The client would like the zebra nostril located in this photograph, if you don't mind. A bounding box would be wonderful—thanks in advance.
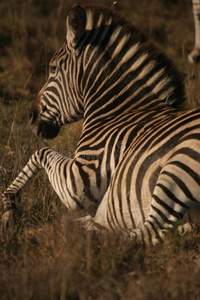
[29,109,38,124]
[42,106,47,113]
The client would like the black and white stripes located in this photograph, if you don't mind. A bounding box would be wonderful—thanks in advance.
[2,4,200,246]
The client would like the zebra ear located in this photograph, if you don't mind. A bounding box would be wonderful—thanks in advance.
[66,5,86,49]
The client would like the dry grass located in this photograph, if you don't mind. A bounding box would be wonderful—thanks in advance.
[1,0,200,299]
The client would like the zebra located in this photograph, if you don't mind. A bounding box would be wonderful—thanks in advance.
[2,3,200,246]
[188,0,200,63]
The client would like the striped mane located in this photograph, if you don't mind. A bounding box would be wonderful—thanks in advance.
[80,4,186,109]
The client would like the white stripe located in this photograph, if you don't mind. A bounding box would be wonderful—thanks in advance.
[107,27,122,48]
[86,10,93,31]
[112,34,130,57]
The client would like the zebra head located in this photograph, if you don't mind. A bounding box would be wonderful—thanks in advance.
[29,4,185,139]
[29,5,87,139]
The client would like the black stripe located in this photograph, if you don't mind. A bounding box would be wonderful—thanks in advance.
[69,163,77,194]
[110,184,124,229]
[156,183,188,208]
[27,163,37,175]
[167,161,200,185]
[161,170,198,203]
[150,114,200,149]
[116,162,137,227]
[22,170,31,180]
[145,224,153,246]
[107,200,118,229]
[76,161,98,203]
[153,193,184,219]
[146,220,163,243]
[149,214,163,229]
[151,204,174,224]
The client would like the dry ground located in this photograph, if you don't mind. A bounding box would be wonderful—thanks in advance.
[1,0,200,299]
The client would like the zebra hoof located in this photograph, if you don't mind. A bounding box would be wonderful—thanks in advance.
[176,223,195,236]
[1,209,21,231]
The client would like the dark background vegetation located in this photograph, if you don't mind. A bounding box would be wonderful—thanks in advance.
[1,0,200,299]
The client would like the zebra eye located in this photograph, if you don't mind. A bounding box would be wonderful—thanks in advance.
[49,65,57,74]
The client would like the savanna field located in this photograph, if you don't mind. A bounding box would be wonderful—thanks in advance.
[1,0,200,299]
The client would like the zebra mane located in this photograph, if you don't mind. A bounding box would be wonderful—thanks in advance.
[80,3,186,108]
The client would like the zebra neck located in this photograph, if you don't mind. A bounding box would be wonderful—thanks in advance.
[82,93,176,127]
[80,107,178,148]
[81,55,185,126]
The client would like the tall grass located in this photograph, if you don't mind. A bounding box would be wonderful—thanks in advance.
[1,0,200,299]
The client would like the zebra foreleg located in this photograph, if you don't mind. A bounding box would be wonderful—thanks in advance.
[2,147,94,229]
[1,148,44,228]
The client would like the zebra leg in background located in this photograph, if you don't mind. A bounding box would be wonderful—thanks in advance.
[188,0,200,63]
